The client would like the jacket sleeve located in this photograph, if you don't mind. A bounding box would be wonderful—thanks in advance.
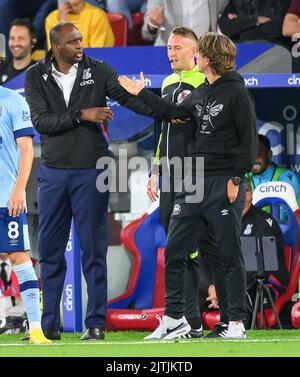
[25,67,78,135]
[218,2,258,39]
[103,63,156,117]
[138,88,191,120]
[141,0,163,41]
[232,89,258,178]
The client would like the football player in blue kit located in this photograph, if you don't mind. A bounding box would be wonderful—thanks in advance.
[0,86,50,344]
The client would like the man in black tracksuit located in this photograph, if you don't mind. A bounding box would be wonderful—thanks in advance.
[24,22,154,341]
[194,180,289,335]
[119,32,258,339]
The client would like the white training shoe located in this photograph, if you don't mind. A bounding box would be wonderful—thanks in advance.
[144,315,191,340]
[224,321,246,339]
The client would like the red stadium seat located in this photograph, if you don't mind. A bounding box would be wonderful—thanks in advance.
[130,12,153,46]
[107,13,128,46]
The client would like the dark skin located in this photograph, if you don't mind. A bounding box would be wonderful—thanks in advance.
[251,141,272,176]
[51,24,113,123]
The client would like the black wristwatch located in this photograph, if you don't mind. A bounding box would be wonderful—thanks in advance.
[231,176,242,186]
[75,109,82,125]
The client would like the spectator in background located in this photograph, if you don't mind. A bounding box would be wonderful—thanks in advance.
[245,134,300,206]
[45,0,114,49]
[107,0,147,29]
[0,19,37,84]
[0,0,45,43]
[282,0,300,72]
[142,0,229,45]
[219,0,291,44]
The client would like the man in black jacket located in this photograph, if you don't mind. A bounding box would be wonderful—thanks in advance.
[218,0,291,44]
[119,32,258,339]
[25,22,153,341]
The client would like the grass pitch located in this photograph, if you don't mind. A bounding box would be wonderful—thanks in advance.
[0,330,300,357]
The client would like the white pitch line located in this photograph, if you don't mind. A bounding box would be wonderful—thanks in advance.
[1,338,300,346]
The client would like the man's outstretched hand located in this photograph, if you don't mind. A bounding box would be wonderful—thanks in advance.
[118,72,145,96]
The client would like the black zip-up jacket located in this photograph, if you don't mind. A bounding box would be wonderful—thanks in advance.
[138,71,258,178]
[25,53,153,169]
[219,0,291,43]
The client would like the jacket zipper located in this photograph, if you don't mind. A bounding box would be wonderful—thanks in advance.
[166,73,182,175]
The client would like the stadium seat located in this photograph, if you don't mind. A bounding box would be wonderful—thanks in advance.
[107,13,128,46]
[252,182,300,328]
[105,205,167,330]
[291,300,300,328]
[130,12,153,46]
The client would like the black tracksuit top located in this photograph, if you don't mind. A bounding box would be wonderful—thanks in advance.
[139,71,258,178]
[25,53,153,169]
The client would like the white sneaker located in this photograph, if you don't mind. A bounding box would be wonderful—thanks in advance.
[144,315,191,340]
[224,321,246,339]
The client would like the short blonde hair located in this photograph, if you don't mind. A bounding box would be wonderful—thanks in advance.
[198,32,236,75]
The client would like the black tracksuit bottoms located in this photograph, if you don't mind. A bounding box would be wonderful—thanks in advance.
[164,175,247,322]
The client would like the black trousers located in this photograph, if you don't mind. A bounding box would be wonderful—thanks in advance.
[160,180,202,328]
[164,175,247,322]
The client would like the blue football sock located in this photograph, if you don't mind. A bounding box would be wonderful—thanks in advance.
[12,260,41,324]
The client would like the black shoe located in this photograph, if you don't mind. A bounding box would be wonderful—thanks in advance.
[80,328,105,341]
[43,329,61,340]
[205,322,228,338]
[180,327,204,338]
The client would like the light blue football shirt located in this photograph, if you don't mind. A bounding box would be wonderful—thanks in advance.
[0,86,35,207]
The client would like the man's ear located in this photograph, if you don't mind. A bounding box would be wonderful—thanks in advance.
[31,38,37,49]
[268,149,273,162]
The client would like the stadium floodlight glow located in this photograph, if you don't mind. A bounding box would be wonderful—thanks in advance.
[0,33,6,64]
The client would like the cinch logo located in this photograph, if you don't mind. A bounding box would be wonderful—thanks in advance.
[259,184,287,193]
[244,77,259,87]
[132,76,152,87]
[287,75,300,86]
[80,79,95,86]
[64,284,73,311]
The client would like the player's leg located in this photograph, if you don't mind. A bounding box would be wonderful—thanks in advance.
[0,209,50,344]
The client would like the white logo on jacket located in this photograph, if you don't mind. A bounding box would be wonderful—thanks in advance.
[195,100,224,133]
[266,218,273,227]
[80,68,94,86]
[173,204,181,216]
[177,90,191,104]
[244,224,253,235]
[82,68,91,80]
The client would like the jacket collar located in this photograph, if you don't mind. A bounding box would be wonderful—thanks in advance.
[174,64,199,79]
[43,50,88,75]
